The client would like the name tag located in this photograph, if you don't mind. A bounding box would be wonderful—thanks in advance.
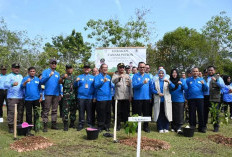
[35,81,39,84]
[85,83,88,89]
[55,75,58,78]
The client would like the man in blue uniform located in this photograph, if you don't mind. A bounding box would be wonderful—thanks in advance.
[94,64,112,131]
[75,64,95,131]
[21,67,41,134]
[186,67,208,133]
[4,63,24,133]
[0,65,8,118]
[132,62,152,133]
[41,59,60,132]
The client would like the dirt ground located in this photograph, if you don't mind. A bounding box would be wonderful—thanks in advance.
[120,136,171,151]
[208,134,232,146]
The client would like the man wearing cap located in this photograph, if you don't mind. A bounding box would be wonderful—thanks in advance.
[59,65,77,131]
[112,63,132,131]
[75,64,95,131]
[4,63,24,133]
[21,67,41,134]
[0,65,8,118]
[94,64,112,131]
[41,59,60,132]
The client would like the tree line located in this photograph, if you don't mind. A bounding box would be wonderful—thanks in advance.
[0,9,231,76]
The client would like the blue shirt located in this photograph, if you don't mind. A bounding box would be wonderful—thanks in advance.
[75,74,95,99]
[21,76,41,101]
[94,73,112,101]
[132,72,151,100]
[222,84,232,102]
[186,77,208,99]
[0,74,8,89]
[204,76,225,95]
[41,68,60,96]
[4,73,24,99]
[169,79,188,102]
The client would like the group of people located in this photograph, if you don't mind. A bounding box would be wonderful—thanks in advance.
[0,59,231,136]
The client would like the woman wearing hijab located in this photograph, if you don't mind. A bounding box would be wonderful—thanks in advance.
[222,75,232,119]
[169,69,188,132]
[150,69,172,133]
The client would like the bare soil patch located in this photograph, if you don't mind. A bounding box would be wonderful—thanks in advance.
[10,136,53,152]
[208,134,232,146]
[120,137,170,151]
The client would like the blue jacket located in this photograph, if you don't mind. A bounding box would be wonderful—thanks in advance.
[21,76,41,101]
[94,73,112,101]
[169,78,188,102]
[204,76,225,95]
[41,68,60,96]
[222,84,232,102]
[4,73,24,99]
[186,77,208,99]
[132,72,151,100]
[0,74,8,90]
[75,74,95,99]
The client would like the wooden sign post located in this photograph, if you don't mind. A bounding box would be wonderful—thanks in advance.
[128,116,151,157]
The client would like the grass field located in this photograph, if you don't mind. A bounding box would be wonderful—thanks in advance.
[1,106,232,157]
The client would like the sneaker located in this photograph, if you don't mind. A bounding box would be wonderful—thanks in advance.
[164,129,169,133]
[171,129,175,132]
[230,117,232,120]
[177,129,182,133]
[159,130,164,133]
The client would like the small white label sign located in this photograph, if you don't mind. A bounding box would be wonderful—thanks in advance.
[0,118,3,123]
[128,116,151,122]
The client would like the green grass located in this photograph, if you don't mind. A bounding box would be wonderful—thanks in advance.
[1,106,232,157]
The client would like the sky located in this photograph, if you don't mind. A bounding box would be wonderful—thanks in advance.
[0,0,232,47]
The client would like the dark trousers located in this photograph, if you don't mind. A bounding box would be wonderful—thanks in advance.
[7,98,24,125]
[59,97,63,118]
[157,102,169,130]
[96,100,111,129]
[171,102,184,131]
[25,100,40,125]
[42,96,59,123]
[117,100,130,125]
[0,89,8,117]
[223,102,232,116]
[189,99,205,129]
[91,101,97,125]
[133,100,150,128]
[78,99,92,126]
[204,95,210,124]
[132,97,135,115]
[150,96,154,118]
[40,100,45,117]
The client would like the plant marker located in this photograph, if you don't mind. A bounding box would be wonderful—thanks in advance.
[128,116,151,157]
[113,99,118,142]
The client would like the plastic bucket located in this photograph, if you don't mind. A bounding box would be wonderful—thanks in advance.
[17,125,32,136]
[86,128,99,140]
[183,127,194,137]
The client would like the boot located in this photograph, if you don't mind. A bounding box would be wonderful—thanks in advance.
[51,121,59,130]
[69,121,75,128]
[43,122,48,132]
[64,121,68,131]
[8,124,14,133]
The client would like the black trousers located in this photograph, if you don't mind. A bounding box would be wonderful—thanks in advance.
[78,99,92,126]
[223,102,232,116]
[117,100,130,124]
[0,89,8,117]
[91,101,97,125]
[171,102,184,131]
[133,100,150,128]
[25,100,40,125]
[188,99,205,129]
[96,100,111,129]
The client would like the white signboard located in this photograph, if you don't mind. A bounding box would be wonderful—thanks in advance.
[128,117,151,122]
[95,47,146,72]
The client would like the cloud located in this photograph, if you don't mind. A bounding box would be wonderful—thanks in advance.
[114,0,124,18]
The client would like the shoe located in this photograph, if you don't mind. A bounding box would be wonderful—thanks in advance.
[198,128,206,133]
[177,129,182,133]
[230,117,232,120]
[171,129,175,132]
[213,127,219,132]
[164,129,169,133]
[51,122,59,130]
[8,124,14,133]
[26,132,34,136]
[143,127,150,133]
[159,130,164,133]
[43,123,48,132]
[116,124,121,131]
[69,121,75,128]
[63,122,68,131]
[77,125,83,131]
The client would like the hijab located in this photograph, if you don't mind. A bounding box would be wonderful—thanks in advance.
[158,69,166,81]
[223,75,231,85]
[170,69,180,90]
